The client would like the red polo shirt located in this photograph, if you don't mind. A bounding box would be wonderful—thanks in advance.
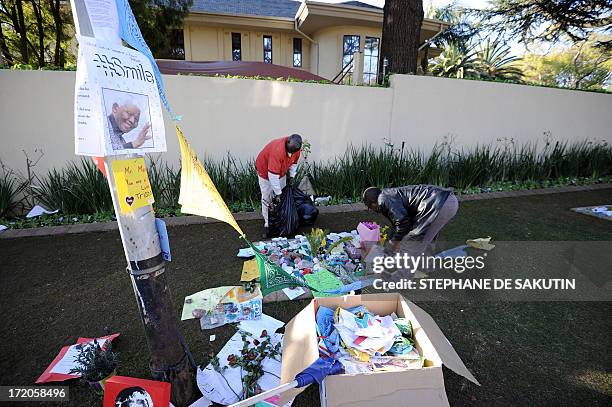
[255,137,301,179]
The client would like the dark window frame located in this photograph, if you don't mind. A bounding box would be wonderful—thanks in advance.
[231,32,242,61]
[263,35,273,64]
[293,38,302,67]
[342,34,360,72]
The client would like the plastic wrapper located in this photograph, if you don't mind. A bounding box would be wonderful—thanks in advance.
[293,186,319,226]
[268,185,317,237]
[268,185,300,237]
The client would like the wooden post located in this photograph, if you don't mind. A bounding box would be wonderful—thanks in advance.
[70,1,196,405]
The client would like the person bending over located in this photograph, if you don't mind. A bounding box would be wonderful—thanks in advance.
[362,185,458,256]
[255,134,302,238]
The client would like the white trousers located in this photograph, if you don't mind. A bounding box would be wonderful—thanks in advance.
[258,175,287,227]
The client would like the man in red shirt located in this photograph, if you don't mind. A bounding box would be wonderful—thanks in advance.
[255,134,302,237]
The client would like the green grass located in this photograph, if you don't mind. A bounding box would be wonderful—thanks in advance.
[0,189,611,406]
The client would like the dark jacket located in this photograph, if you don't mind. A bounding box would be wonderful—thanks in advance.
[378,185,453,241]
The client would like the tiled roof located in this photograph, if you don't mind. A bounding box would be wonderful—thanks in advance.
[190,0,383,18]
[190,0,303,18]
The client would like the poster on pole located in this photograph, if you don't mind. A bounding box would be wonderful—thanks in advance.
[111,157,154,213]
[77,0,120,44]
[74,36,166,156]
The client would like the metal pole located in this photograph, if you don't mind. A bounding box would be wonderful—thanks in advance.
[70,1,196,405]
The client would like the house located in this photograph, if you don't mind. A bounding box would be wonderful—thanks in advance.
[173,0,450,83]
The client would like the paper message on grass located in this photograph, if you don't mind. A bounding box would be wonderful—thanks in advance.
[304,269,343,297]
[74,36,166,156]
[181,286,262,321]
[241,259,259,281]
[111,157,154,213]
[176,126,244,236]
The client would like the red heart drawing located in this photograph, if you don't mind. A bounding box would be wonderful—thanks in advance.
[125,196,135,206]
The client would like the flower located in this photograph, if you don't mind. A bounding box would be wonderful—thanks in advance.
[253,339,260,346]
[227,354,238,366]
[248,351,256,360]
[260,330,268,338]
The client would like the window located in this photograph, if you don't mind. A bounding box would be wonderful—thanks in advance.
[232,32,241,61]
[342,35,360,73]
[363,37,380,85]
[293,38,302,67]
[263,35,273,64]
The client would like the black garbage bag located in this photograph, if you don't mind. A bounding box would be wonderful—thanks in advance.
[293,186,319,226]
[268,185,300,237]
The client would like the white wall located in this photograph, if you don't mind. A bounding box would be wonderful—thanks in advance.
[0,69,610,176]
[388,75,612,150]
[1,71,77,175]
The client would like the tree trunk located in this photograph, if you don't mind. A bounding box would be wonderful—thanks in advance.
[31,0,46,67]
[47,0,63,67]
[378,0,424,82]
[0,21,14,65]
[15,0,29,64]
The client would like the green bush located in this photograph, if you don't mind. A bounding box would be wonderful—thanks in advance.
[3,139,610,222]
[147,157,181,208]
[33,159,113,214]
[308,139,612,200]
[0,165,26,217]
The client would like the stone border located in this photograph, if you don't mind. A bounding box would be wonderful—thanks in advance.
[1,183,610,239]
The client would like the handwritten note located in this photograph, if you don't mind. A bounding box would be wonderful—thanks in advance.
[111,157,154,213]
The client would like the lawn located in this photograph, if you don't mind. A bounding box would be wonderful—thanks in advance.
[0,189,611,406]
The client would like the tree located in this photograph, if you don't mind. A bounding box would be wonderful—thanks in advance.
[476,38,523,81]
[430,43,479,79]
[431,38,524,81]
[426,1,480,50]
[48,0,64,66]
[378,0,424,81]
[520,35,612,91]
[0,0,192,68]
[0,0,73,68]
[480,0,612,50]
[128,0,192,58]
[422,1,481,74]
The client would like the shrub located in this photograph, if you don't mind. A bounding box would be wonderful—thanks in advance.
[0,164,26,217]
[69,340,118,382]
[3,138,610,220]
[33,159,112,214]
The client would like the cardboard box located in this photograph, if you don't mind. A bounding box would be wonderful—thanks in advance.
[280,293,479,407]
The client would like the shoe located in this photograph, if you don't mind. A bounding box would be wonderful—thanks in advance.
[262,227,270,239]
